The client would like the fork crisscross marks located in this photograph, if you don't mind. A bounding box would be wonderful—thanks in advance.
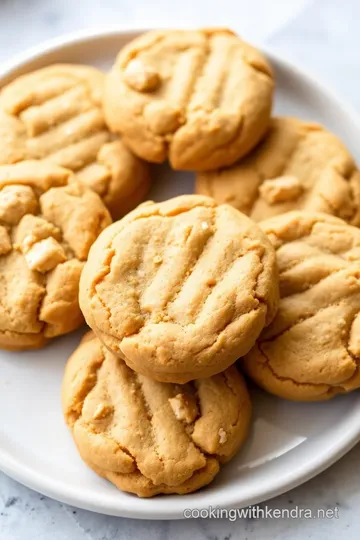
[105,29,273,170]
[243,211,360,401]
[0,65,111,171]
[81,195,278,383]
[170,32,273,168]
[196,117,360,225]
[62,333,251,496]
[0,65,152,219]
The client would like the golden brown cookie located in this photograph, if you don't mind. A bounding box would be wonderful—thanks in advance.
[79,194,279,383]
[196,117,360,225]
[104,29,274,171]
[0,64,151,218]
[242,211,360,401]
[0,160,111,351]
[62,332,252,497]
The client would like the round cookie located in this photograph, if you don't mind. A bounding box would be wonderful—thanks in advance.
[0,64,151,218]
[62,332,252,497]
[79,194,279,383]
[242,211,360,401]
[196,117,360,225]
[0,160,111,350]
[104,28,274,171]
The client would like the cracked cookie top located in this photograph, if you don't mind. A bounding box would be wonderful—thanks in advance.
[0,64,151,218]
[0,161,111,351]
[62,332,252,497]
[196,117,360,225]
[79,194,279,383]
[104,28,274,171]
[243,210,360,401]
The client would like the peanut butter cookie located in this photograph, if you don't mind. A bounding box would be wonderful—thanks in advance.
[79,194,279,383]
[62,332,252,497]
[243,211,360,401]
[196,117,360,225]
[0,64,151,218]
[0,160,111,350]
[104,29,274,171]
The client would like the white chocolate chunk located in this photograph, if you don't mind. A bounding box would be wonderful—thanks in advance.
[218,427,228,444]
[123,60,161,92]
[169,393,199,424]
[259,175,303,205]
[25,236,66,273]
[93,403,114,420]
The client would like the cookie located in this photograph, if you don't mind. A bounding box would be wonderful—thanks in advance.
[79,194,279,383]
[0,64,151,218]
[242,211,360,401]
[0,160,111,350]
[196,117,360,225]
[62,332,252,497]
[104,28,274,171]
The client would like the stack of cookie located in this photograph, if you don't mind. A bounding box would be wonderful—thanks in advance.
[64,194,277,496]
[2,27,360,498]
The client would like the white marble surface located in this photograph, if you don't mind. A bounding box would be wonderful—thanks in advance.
[1,0,360,538]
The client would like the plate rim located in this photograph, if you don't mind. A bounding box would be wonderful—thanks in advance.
[1,27,360,520]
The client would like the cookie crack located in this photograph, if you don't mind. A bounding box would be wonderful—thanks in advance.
[82,420,137,465]
[257,340,349,394]
[67,355,105,426]
[340,313,360,386]
[218,371,245,432]
[189,374,242,460]
[258,304,360,391]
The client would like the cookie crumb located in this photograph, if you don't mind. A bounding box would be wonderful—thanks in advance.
[123,60,160,92]
[218,427,227,444]
[201,221,210,230]
[259,176,303,205]
[153,255,163,264]
[169,393,199,424]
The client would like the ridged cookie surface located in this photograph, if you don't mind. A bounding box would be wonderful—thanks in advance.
[105,28,273,170]
[62,332,252,497]
[196,117,360,225]
[243,211,360,401]
[0,161,111,350]
[0,64,151,218]
[80,194,279,383]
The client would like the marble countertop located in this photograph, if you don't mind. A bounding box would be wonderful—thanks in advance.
[1,0,360,538]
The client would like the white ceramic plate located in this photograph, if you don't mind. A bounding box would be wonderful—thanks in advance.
[1,29,360,520]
